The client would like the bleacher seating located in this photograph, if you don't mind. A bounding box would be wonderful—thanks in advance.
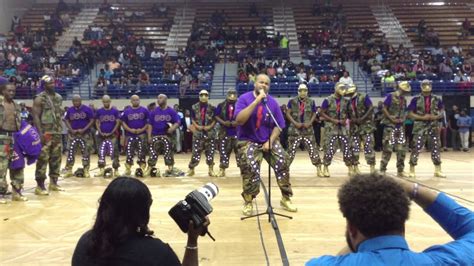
[390,2,474,51]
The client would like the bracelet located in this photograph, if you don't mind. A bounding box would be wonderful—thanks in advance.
[185,246,198,250]
[411,183,419,200]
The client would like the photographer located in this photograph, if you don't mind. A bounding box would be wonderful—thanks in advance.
[72,177,209,266]
[306,173,474,265]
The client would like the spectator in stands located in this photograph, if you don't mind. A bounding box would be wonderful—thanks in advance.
[249,3,259,17]
[457,108,471,152]
[179,71,192,96]
[266,64,276,78]
[461,18,471,39]
[339,71,353,85]
[72,177,209,265]
[412,59,425,74]
[134,11,145,21]
[448,105,461,151]
[425,28,439,46]
[381,71,395,89]
[153,3,168,18]
[197,71,211,86]
[417,19,427,40]
[162,18,173,31]
[95,77,108,97]
[297,68,307,83]
[280,35,289,49]
[136,43,146,59]
[138,69,150,86]
[11,15,21,32]
[306,174,474,265]
[454,69,470,82]
[312,0,321,16]
[308,70,319,84]
[150,48,165,60]
[438,59,453,81]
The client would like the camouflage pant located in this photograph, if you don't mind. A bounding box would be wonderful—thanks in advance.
[98,135,120,169]
[218,135,239,169]
[380,126,406,172]
[148,135,174,167]
[287,134,321,167]
[125,134,147,166]
[0,135,24,194]
[66,133,92,169]
[323,128,352,166]
[349,132,376,166]
[410,127,442,166]
[237,140,293,199]
[188,135,216,169]
[35,133,63,183]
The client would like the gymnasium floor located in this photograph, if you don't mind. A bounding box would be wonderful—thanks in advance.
[0,150,473,265]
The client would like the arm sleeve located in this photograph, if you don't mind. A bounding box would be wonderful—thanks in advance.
[407,98,417,112]
[234,97,247,119]
[321,99,329,110]
[383,95,392,107]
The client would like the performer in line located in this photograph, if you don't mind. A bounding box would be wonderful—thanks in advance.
[235,74,296,216]
[285,84,322,177]
[95,95,120,178]
[146,94,184,177]
[32,75,64,195]
[187,90,218,177]
[214,88,239,177]
[344,84,376,174]
[320,82,353,177]
[408,80,446,178]
[63,95,95,178]
[0,78,27,203]
[121,95,149,177]
[380,81,411,177]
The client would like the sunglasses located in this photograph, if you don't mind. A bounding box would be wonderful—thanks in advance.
[200,93,209,96]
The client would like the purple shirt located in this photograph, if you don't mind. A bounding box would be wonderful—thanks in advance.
[408,96,444,112]
[96,107,120,134]
[65,105,94,131]
[120,106,149,136]
[215,102,237,136]
[149,106,180,135]
[234,91,286,144]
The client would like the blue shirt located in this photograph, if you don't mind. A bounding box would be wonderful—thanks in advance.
[306,193,474,266]
[457,116,472,133]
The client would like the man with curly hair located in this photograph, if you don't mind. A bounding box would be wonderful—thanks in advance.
[306,174,474,265]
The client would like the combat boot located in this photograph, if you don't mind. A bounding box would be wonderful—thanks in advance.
[49,178,64,191]
[280,196,297,212]
[353,165,361,175]
[35,180,49,196]
[187,168,195,177]
[322,165,330,177]
[369,164,376,174]
[123,164,132,176]
[12,184,28,202]
[409,165,416,178]
[316,165,323,177]
[217,168,226,177]
[434,165,447,178]
[63,167,74,178]
[208,166,218,177]
[94,168,105,177]
[242,194,253,216]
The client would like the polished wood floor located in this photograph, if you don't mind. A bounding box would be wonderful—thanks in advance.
[0,150,473,265]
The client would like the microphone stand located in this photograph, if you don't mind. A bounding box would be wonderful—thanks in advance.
[242,100,292,225]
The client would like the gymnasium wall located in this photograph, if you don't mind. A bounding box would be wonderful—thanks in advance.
[0,0,35,33]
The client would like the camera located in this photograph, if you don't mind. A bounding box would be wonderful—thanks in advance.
[169,183,219,233]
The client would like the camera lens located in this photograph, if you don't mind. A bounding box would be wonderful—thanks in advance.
[197,182,219,202]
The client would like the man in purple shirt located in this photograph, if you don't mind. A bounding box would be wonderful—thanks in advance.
[306,173,474,265]
[235,74,296,216]
[63,95,95,178]
[94,95,120,178]
[407,80,446,178]
[214,88,239,177]
[121,95,149,177]
[145,94,184,177]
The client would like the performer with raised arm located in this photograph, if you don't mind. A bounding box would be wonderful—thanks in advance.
[235,74,296,216]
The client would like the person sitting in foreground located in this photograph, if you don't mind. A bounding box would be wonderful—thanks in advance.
[306,173,474,265]
[72,176,209,266]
